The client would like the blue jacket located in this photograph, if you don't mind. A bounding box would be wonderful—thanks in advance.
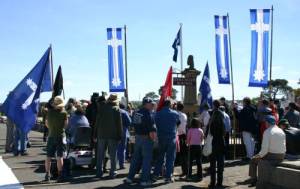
[155,107,180,140]
[132,108,156,135]
[120,109,132,138]
[67,113,90,143]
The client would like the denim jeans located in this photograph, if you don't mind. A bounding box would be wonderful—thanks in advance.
[96,139,119,177]
[117,136,128,168]
[127,135,154,182]
[153,138,176,178]
[13,127,26,154]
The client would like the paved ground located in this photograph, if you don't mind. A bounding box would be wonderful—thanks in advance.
[0,123,254,189]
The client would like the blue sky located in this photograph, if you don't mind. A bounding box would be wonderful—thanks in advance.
[0,0,299,102]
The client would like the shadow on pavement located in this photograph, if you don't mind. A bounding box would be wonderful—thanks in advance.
[224,160,249,168]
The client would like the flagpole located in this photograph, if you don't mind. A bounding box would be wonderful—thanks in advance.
[49,44,54,87]
[227,13,236,160]
[179,23,184,102]
[124,25,129,104]
[269,6,274,90]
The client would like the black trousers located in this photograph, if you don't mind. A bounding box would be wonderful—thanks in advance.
[224,132,230,159]
[209,154,224,186]
[178,134,188,175]
[188,145,203,177]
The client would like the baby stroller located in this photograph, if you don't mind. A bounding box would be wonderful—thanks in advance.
[66,126,95,172]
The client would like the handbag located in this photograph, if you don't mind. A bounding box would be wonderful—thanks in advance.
[203,127,213,157]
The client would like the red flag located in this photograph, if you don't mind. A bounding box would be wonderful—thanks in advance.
[157,66,173,111]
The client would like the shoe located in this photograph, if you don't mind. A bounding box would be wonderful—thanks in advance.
[21,152,29,156]
[13,152,19,156]
[216,183,223,188]
[152,175,159,182]
[164,177,175,183]
[44,173,51,182]
[95,174,103,179]
[119,166,125,170]
[123,178,133,184]
[109,172,117,179]
[56,174,64,183]
[140,181,152,186]
[249,179,257,187]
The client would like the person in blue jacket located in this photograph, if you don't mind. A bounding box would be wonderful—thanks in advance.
[117,103,132,169]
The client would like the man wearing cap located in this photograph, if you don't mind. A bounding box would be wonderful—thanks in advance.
[278,119,300,155]
[248,115,286,186]
[124,97,157,186]
[153,99,180,183]
[44,96,68,182]
[95,94,122,179]
[284,102,300,129]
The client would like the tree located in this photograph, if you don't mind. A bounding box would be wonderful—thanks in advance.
[294,88,300,98]
[263,79,293,100]
[158,86,178,100]
[144,92,159,101]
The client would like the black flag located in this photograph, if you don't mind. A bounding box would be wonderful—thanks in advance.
[52,65,63,97]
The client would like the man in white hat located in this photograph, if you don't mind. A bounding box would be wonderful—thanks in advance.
[44,96,68,182]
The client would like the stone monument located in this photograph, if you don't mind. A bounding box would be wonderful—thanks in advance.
[181,55,201,114]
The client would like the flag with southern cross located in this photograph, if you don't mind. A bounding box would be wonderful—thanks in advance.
[215,15,230,84]
[52,65,63,97]
[199,62,213,112]
[172,27,181,62]
[1,47,53,133]
[107,28,126,92]
[249,9,271,87]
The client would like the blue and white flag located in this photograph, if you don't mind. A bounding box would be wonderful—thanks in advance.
[172,27,181,62]
[215,15,230,84]
[199,62,213,112]
[1,47,53,133]
[249,9,271,87]
[107,28,126,92]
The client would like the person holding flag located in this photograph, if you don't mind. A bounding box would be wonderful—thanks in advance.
[0,46,53,156]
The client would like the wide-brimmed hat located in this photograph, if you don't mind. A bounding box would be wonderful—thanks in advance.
[278,119,289,126]
[108,94,118,103]
[53,96,64,108]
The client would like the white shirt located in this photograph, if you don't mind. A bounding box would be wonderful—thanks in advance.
[198,110,210,134]
[177,111,187,135]
[259,125,286,157]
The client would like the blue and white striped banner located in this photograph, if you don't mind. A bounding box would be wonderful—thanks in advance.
[107,28,126,92]
[215,15,230,84]
[249,9,271,87]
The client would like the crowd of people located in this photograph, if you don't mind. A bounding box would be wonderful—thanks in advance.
[4,92,300,188]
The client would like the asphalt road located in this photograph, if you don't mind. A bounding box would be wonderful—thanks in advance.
[0,124,254,189]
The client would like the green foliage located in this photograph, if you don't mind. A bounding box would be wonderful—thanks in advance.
[294,88,300,98]
[130,101,142,109]
[263,79,293,100]
[144,92,159,101]
[158,86,178,100]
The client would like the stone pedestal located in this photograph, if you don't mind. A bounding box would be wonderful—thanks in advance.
[182,68,200,106]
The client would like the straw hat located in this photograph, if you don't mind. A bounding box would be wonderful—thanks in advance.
[108,94,118,103]
[53,96,64,109]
